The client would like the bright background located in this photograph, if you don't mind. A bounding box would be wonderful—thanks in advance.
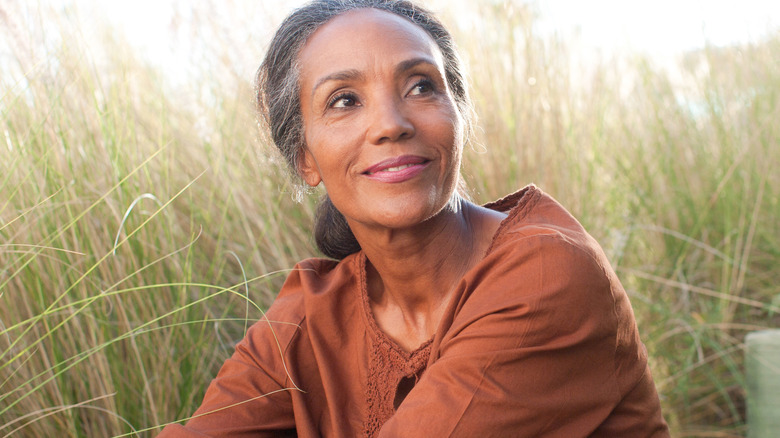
[7,0,780,83]
[2,1,779,437]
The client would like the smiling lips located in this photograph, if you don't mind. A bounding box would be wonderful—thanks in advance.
[362,155,431,183]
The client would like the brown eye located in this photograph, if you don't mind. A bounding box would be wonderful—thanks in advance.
[329,93,358,108]
[408,79,434,96]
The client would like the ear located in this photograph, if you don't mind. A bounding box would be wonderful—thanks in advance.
[298,148,322,187]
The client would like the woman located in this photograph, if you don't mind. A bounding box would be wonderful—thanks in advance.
[159,0,669,436]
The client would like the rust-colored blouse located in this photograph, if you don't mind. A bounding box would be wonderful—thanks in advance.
[159,185,669,437]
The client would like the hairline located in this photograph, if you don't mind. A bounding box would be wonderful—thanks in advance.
[259,1,474,192]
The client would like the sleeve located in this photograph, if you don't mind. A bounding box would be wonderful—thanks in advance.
[157,307,302,437]
[378,234,666,437]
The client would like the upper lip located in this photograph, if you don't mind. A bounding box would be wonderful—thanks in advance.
[362,155,430,174]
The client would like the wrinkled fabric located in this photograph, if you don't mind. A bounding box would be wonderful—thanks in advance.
[158,185,669,437]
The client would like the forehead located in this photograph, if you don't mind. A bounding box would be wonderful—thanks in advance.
[298,8,444,81]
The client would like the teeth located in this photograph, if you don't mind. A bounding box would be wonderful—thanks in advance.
[382,164,414,172]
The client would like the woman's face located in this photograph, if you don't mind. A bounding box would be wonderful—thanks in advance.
[297,8,463,234]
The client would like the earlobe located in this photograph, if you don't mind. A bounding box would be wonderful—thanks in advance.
[298,148,322,187]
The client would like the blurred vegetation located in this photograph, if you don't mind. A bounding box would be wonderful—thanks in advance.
[1,1,778,436]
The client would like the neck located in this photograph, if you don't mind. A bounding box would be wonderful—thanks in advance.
[351,199,504,349]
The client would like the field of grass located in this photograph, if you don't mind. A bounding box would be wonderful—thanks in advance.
[1,1,778,436]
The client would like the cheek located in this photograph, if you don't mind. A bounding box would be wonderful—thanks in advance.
[431,105,463,157]
[434,106,464,183]
[302,128,358,185]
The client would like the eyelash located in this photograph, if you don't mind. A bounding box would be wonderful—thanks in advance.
[325,77,436,110]
[327,92,358,109]
[409,78,435,95]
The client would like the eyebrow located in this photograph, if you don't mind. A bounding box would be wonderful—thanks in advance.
[394,57,437,76]
[311,69,364,99]
[309,56,439,98]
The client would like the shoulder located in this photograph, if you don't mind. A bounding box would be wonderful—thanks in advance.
[482,185,612,289]
[457,185,636,342]
[266,253,363,322]
[246,252,366,354]
[487,185,595,249]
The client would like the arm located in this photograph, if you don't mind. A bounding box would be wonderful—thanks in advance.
[157,306,302,437]
[379,235,667,437]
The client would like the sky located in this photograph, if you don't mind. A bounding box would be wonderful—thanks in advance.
[535,0,780,55]
[4,0,779,88]
[94,0,780,53]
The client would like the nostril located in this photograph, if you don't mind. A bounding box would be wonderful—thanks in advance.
[369,105,415,144]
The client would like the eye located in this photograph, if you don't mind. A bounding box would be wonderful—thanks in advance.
[328,92,359,109]
[407,79,434,96]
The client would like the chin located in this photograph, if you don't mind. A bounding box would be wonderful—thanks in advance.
[376,193,459,230]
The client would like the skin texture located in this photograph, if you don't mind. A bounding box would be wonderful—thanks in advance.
[297,9,506,351]
[157,7,669,437]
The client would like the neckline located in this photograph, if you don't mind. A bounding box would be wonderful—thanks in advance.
[482,184,539,256]
[357,253,435,357]
[355,184,540,355]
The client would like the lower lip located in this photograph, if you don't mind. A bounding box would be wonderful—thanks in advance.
[364,162,430,183]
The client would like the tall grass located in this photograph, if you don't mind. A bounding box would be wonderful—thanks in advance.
[1,1,778,436]
[1,3,317,436]
[455,3,780,435]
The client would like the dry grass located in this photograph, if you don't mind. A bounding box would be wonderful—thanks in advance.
[1,1,778,436]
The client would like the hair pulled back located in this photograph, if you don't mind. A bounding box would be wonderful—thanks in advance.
[256,0,473,260]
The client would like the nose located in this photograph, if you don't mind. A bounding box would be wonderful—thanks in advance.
[366,97,415,144]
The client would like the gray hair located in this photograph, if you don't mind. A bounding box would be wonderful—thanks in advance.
[256,0,473,259]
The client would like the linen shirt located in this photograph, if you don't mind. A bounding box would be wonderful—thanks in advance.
[158,185,669,437]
